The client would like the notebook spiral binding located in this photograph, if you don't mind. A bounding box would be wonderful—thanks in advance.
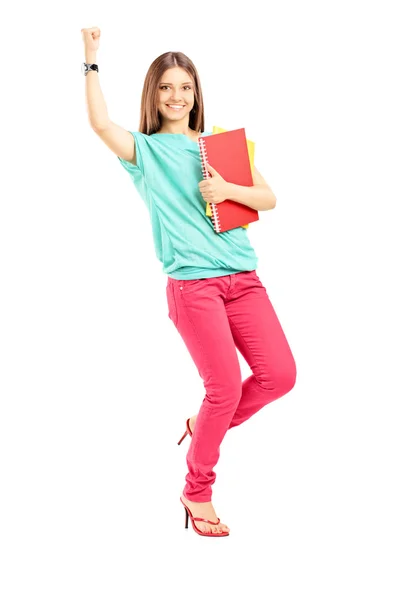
[198,137,222,233]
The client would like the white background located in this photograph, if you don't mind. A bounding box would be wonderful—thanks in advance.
[1,1,399,598]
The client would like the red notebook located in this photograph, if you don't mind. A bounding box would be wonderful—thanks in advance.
[198,128,259,233]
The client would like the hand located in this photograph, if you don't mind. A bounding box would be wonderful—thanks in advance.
[198,163,229,205]
[81,27,101,53]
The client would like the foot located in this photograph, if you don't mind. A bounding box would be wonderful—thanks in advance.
[189,415,197,435]
[181,495,230,534]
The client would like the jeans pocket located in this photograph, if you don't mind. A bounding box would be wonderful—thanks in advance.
[181,278,204,290]
[166,280,178,326]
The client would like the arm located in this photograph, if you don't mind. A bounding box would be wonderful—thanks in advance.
[225,166,277,211]
[200,164,277,211]
[84,48,110,131]
[83,44,136,164]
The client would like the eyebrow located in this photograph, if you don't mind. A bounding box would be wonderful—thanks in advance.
[159,82,193,85]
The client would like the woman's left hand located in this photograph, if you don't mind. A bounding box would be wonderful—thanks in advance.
[198,163,229,205]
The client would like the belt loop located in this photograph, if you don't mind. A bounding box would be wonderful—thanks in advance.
[228,273,237,297]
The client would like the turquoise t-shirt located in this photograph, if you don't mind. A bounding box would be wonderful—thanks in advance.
[117,131,258,280]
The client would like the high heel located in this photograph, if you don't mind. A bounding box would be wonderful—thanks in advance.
[177,417,192,445]
[180,496,229,537]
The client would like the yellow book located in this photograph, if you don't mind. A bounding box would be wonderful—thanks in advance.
[205,126,255,229]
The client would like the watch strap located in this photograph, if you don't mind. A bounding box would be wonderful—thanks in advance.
[82,63,99,76]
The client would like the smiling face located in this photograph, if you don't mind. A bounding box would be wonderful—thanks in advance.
[157,67,195,127]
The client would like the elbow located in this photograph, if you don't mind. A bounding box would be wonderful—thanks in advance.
[264,191,277,211]
[91,120,112,133]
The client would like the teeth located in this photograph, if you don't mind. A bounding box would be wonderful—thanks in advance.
[167,105,184,109]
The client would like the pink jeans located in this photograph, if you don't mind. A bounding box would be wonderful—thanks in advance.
[166,270,296,502]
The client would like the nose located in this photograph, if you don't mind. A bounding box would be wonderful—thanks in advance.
[166,86,187,102]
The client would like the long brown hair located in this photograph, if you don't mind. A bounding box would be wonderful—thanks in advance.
[138,52,205,135]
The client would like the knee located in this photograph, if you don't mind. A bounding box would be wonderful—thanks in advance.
[259,358,297,396]
[281,360,297,395]
[206,374,242,407]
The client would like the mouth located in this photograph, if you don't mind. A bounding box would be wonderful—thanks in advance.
[166,104,185,111]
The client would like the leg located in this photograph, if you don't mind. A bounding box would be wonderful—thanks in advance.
[225,270,297,428]
[166,275,242,502]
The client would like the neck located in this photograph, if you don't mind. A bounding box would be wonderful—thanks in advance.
[157,117,197,135]
[158,126,194,135]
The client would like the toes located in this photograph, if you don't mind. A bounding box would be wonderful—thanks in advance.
[199,524,229,534]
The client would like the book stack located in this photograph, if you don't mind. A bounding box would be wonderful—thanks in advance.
[199,126,258,233]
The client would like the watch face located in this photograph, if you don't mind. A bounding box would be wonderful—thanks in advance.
[81,63,88,74]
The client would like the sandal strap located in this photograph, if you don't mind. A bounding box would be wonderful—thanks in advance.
[193,516,220,525]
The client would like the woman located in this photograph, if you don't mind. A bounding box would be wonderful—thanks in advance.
[82,26,297,537]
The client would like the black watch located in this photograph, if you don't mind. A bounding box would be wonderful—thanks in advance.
[81,63,99,76]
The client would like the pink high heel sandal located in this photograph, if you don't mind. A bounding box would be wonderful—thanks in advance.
[177,417,193,445]
[180,496,229,537]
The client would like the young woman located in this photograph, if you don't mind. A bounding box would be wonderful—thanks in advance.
[82,27,297,537]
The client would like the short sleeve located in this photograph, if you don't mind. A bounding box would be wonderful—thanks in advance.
[117,131,145,181]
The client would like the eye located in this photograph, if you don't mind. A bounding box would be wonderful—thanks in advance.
[160,85,192,90]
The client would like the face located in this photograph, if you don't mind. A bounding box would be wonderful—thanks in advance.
[157,67,195,125]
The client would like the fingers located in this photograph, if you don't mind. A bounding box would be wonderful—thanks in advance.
[81,27,101,38]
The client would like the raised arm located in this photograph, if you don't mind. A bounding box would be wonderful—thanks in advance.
[81,26,137,165]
